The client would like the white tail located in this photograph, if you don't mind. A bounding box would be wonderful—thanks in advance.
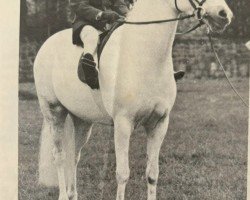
[38,115,76,187]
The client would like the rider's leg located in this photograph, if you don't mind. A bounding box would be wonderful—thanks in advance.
[79,25,185,83]
[80,25,100,61]
[78,25,100,89]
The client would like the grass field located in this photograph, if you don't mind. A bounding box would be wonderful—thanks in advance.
[19,79,249,200]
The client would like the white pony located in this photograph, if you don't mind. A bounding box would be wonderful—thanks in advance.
[34,0,233,199]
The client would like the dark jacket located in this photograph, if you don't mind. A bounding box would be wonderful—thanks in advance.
[71,0,131,45]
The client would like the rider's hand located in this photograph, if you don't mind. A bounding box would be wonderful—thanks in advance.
[113,5,129,16]
[100,10,122,23]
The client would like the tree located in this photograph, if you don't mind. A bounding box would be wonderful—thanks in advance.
[20,0,28,37]
[226,0,250,39]
[46,0,71,36]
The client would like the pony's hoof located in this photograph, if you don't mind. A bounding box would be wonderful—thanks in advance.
[70,196,78,200]
[68,192,78,200]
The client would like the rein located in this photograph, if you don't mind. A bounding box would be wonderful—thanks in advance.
[120,13,195,25]
[117,0,249,107]
[121,0,206,25]
[207,32,249,108]
[119,0,206,34]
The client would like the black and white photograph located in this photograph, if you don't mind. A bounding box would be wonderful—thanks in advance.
[3,0,249,199]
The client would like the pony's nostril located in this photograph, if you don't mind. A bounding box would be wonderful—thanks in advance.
[218,9,227,18]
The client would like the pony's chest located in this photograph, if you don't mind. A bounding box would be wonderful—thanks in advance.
[112,75,177,117]
[117,70,176,99]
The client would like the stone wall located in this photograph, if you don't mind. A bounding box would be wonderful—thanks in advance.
[173,38,250,79]
[19,36,250,82]
[19,39,41,82]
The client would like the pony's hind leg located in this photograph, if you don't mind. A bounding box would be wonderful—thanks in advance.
[66,115,93,200]
[38,97,69,200]
[145,114,169,200]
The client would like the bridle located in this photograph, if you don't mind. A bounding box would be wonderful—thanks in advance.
[175,0,206,21]
[119,0,207,34]
[175,0,208,34]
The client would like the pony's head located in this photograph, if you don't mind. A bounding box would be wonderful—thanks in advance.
[172,0,233,33]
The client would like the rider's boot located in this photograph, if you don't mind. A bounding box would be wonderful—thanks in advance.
[174,70,185,81]
[78,52,99,89]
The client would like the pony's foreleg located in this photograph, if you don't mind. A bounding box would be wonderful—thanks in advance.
[114,115,133,200]
[145,115,169,200]
[66,115,93,200]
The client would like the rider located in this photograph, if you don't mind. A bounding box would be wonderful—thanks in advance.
[71,0,185,86]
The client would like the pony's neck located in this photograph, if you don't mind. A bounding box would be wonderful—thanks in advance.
[128,0,177,21]
[126,0,179,64]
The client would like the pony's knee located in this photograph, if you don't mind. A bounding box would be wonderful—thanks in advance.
[154,103,168,119]
[147,176,157,186]
[146,174,158,186]
[145,102,168,130]
[116,168,130,185]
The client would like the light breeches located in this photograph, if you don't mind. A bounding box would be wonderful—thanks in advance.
[80,25,101,55]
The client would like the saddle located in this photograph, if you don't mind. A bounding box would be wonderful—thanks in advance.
[78,21,124,89]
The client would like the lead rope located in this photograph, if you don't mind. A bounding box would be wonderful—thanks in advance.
[207,29,249,108]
